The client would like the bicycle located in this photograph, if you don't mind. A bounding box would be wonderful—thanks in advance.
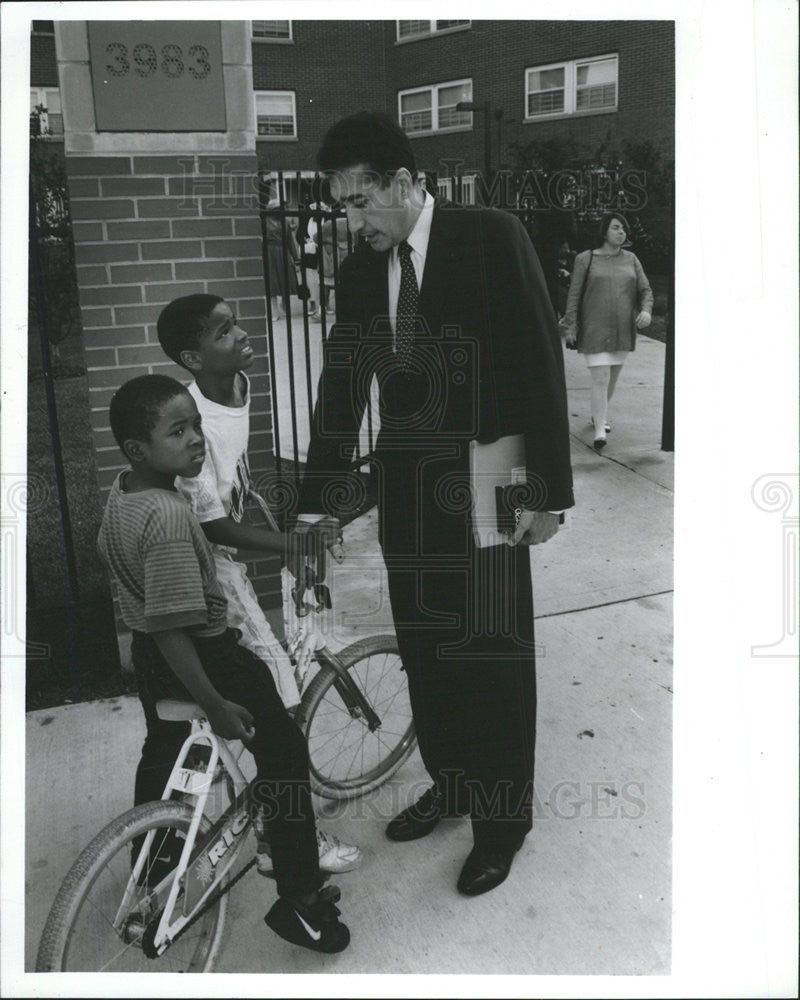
[36,628,416,972]
[36,490,416,970]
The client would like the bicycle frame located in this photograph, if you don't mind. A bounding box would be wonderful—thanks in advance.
[114,720,253,957]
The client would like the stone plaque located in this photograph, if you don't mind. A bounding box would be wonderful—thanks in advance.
[88,21,226,131]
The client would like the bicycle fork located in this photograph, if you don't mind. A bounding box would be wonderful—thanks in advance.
[300,645,383,731]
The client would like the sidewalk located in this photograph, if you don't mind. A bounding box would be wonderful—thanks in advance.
[24,336,673,975]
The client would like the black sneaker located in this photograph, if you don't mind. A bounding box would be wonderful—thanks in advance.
[264,885,350,953]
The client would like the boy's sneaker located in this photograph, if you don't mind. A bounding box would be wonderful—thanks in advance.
[265,884,350,953]
[316,827,362,873]
[257,826,362,876]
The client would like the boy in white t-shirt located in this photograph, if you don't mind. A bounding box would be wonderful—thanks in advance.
[156,293,360,874]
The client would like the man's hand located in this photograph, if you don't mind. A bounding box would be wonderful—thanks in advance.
[290,517,345,584]
[205,699,255,743]
[286,530,312,587]
[511,510,560,546]
[310,516,345,564]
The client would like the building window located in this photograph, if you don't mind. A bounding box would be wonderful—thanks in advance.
[396,20,470,42]
[525,54,618,120]
[251,20,292,41]
[436,174,477,205]
[30,87,63,137]
[399,79,472,135]
[254,91,296,139]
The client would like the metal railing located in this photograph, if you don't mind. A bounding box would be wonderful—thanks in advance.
[258,172,367,510]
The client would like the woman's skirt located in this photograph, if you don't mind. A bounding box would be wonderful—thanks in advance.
[583,350,629,367]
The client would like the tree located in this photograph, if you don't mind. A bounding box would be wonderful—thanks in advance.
[29,106,81,365]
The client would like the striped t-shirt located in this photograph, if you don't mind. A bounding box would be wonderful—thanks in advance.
[97,473,227,636]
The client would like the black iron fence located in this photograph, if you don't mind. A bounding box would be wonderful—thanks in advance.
[258,173,367,504]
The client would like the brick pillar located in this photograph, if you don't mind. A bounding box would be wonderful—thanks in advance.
[55,23,282,646]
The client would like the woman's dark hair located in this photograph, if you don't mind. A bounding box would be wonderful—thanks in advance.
[597,212,631,245]
[317,111,416,187]
[109,374,190,453]
[157,293,224,369]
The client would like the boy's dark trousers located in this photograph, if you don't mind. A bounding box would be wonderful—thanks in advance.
[131,627,320,899]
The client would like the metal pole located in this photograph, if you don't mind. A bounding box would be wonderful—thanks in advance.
[483,102,492,185]
[661,211,675,451]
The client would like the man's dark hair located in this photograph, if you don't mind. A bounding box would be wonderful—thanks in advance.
[317,111,416,186]
[109,374,190,454]
[597,212,631,245]
[157,293,224,369]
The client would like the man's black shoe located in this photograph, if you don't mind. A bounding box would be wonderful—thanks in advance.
[386,787,444,842]
[456,842,523,896]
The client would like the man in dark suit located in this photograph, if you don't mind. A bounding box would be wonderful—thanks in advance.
[299,112,574,896]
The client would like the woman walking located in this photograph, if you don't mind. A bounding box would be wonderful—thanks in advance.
[562,213,653,451]
[264,190,299,318]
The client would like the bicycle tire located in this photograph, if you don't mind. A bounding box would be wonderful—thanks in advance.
[36,800,228,973]
[299,635,417,800]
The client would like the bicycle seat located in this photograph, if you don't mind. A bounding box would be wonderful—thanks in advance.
[156,699,205,722]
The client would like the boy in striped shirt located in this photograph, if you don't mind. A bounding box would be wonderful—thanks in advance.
[97,374,350,953]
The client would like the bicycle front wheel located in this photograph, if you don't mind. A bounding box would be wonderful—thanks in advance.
[36,801,227,973]
[300,635,416,800]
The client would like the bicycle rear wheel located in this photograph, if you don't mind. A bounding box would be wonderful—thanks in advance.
[299,635,416,800]
[36,801,227,973]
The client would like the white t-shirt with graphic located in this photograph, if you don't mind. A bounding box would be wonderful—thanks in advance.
[177,375,251,526]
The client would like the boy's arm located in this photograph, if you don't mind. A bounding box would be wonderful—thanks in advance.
[200,517,343,582]
[200,517,289,555]
[151,627,254,743]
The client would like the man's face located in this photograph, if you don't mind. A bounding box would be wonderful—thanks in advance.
[136,392,206,479]
[188,302,254,376]
[328,164,415,253]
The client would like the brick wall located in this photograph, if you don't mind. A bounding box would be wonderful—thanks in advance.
[65,152,283,609]
[390,20,674,176]
[253,20,391,172]
[253,19,674,178]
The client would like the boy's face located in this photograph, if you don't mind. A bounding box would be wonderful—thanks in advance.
[133,392,206,480]
[186,301,253,377]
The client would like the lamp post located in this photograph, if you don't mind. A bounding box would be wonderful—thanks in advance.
[456,100,491,185]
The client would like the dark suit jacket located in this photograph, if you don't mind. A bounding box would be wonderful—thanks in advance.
[301,199,574,529]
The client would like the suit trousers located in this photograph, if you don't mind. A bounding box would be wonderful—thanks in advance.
[381,480,537,850]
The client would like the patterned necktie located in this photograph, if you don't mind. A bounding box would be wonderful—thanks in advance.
[396,240,418,372]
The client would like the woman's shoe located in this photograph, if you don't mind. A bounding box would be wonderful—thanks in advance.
[591,418,612,433]
[593,438,607,452]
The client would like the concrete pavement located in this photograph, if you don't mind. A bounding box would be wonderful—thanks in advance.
[24,335,673,976]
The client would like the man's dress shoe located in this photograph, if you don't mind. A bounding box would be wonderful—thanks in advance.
[386,787,443,841]
[456,842,522,896]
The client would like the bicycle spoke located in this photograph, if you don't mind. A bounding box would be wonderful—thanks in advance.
[303,641,416,796]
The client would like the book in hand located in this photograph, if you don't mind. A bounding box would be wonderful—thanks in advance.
[470,434,529,547]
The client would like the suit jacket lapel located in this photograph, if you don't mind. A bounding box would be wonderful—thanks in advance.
[418,199,463,336]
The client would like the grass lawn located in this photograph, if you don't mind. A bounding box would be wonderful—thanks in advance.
[27,326,131,710]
